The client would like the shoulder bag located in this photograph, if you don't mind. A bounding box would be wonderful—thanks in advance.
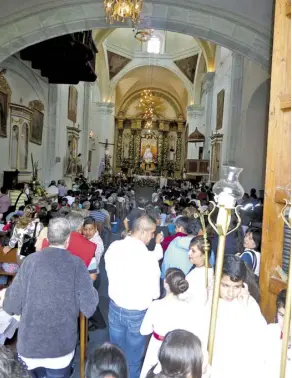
[20,222,39,257]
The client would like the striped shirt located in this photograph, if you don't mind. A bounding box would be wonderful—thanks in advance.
[90,210,106,223]
[8,190,27,210]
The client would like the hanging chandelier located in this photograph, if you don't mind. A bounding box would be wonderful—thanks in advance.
[134,28,153,42]
[104,0,144,25]
[138,89,155,121]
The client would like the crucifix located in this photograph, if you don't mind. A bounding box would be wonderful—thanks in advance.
[99,138,114,152]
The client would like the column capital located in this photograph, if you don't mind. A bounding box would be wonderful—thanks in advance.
[95,102,115,115]
[203,72,215,91]
[187,105,204,119]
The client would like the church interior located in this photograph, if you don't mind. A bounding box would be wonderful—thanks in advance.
[0,0,290,377]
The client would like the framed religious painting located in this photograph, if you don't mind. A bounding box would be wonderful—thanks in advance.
[0,73,12,138]
[68,86,78,123]
[216,89,225,130]
[29,100,45,145]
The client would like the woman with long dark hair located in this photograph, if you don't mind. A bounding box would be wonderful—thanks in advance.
[146,330,204,378]
[86,343,128,378]
[140,268,197,378]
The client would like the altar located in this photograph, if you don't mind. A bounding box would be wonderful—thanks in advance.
[114,116,186,177]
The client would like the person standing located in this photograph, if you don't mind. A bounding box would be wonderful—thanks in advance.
[0,187,11,219]
[105,215,161,378]
[3,217,99,378]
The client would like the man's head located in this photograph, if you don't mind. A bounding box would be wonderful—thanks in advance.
[47,218,71,248]
[82,201,91,210]
[175,216,189,234]
[93,200,102,211]
[0,187,7,195]
[66,212,85,233]
[132,215,156,245]
[51,202,59,211]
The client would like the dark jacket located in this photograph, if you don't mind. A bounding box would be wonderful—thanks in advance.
[3,247,98,359]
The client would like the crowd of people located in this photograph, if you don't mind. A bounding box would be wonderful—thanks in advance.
[0,176,289,378]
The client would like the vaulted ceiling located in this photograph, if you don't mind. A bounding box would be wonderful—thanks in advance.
[0,0,274,68]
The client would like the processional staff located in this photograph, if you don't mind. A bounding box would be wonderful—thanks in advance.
[206,166,244,363]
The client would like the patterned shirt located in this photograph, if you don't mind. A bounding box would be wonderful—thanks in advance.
[9,219,43,254]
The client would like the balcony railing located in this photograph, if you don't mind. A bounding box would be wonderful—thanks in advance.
[186,159,209,175]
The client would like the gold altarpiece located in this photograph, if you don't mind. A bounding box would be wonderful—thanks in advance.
[114,117,186,176]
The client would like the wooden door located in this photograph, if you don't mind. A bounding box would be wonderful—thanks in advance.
[260,0,291,321]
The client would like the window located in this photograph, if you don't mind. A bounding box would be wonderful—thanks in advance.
[10,123,29,170]
[147,36,161,54]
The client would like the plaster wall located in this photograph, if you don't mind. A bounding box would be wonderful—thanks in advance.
[0,55,87,186]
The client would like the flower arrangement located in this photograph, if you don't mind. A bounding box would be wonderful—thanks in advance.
[34,184,47,198]
[133,177,157,187]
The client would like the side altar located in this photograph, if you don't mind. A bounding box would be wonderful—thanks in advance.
[114,116,186,177]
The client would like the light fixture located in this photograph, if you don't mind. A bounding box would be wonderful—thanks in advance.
[207,166,244,364]
[134,28,153,42]
[104,0,144,25]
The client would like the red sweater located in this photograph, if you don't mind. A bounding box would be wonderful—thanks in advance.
[42,232,95,267]
[161,232,187,252]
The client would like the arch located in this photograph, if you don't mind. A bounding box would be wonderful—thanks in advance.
[0,2,271,70]
[194,39,216,72]
[119,88,184,118]
[109,61,194,101]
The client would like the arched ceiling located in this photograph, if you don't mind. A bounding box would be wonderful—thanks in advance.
[0,0,273,68]
[115,66,188,115]
[104,29,200,58]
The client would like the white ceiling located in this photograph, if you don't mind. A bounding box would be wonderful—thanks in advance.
[115,65,188,115]
[104,29,200,59]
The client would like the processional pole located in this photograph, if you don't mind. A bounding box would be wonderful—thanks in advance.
[280,200,291,378]
[207,166,244,363]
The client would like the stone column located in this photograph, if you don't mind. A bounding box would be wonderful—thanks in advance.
[224,52,244,166]
[93,102,115,173]
[202,72,215,159]
[45,84,58,185]
[81,82,92,177]
[186,105,204,159]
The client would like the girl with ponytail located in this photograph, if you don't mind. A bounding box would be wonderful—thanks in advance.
[140,268,197,378]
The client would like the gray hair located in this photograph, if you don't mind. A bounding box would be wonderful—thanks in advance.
[83,201,91,210]
[66,212,84,232]
[0,346,30,378]
[47,217,71,246]
[132,215,156,232]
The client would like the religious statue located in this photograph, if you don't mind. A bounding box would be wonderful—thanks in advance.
[76,153,82,174]
[143,144,153,163]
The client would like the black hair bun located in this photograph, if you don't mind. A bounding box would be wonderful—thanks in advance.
[177,279,189,294]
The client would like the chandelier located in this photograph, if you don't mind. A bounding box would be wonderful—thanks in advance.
[134,28,153,42]
[104,0,144,25]
[138,89,155,121]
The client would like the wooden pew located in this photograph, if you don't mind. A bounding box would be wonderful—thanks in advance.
[0,247,18,277]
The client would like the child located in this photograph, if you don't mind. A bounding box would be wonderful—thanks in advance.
[239,227,261,276]
[262,289,291,377]
[140,268,196,378]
